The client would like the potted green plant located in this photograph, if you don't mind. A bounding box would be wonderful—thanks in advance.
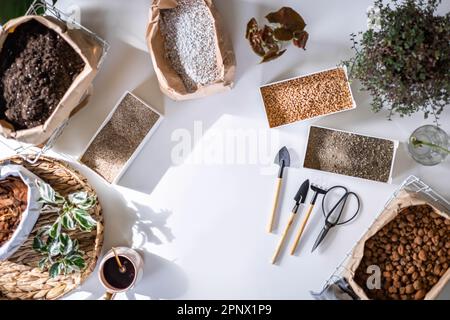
[344,0,450,122]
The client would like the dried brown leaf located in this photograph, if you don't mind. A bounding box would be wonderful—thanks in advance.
[261,48,287,63]
[274,27,293,41]
[246,18,266,57]
[245,17,259,39]
[266,7,306,32]
[261,25,275,45]
[293,30,309,49]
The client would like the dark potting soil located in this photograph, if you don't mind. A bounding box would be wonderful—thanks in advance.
[103,256,136,290]
[0,20,85,129]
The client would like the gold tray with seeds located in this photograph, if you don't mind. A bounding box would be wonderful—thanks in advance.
[0,156,103,300]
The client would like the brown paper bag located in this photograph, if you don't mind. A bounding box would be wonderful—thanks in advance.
[343,190,450,300]
[0,15,103,145]
[146,0,236,101]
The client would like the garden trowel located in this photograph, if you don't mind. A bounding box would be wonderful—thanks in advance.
[271,179,309,264]
[267,146,290,233]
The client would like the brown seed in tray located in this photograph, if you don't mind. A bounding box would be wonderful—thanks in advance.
[260,67,354,128]
[354,205,450,300]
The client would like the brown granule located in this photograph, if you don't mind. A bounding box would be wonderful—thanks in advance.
[354,205,450,300]
[0,177,28,246]
[303,126,395,183]
[260,67,354,128]
[81,93,161,183]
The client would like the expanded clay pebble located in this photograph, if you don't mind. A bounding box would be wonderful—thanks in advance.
[355,205,450,300]
[260,68,354,128]
[159,0,221,93]
[81,93,161,183]
[304,126,395,183]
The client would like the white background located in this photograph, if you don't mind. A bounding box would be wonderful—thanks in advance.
[1,0,449,299]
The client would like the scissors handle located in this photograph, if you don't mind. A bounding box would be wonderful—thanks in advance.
[322,186,360,226]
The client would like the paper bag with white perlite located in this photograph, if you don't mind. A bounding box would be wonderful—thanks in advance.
[0,15,104,146]
[146,0,236,101]
[343,190,450,300]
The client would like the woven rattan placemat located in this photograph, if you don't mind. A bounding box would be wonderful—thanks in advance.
[0,156,103,300]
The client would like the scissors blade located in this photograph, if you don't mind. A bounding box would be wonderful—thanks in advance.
[311,225,331,253]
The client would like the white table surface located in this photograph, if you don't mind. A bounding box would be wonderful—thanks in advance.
[1,0,449,300]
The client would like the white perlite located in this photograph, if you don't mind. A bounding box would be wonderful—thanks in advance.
[159,0,221,92]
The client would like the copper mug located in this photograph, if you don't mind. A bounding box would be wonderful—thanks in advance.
[98,247,144,299]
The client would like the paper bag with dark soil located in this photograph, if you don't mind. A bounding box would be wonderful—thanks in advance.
[146,0,236,101]
[0,15,103,145]
[343,190,450,300]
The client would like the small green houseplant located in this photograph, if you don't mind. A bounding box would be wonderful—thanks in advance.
[33,180,97,278]
[344,0,450,122]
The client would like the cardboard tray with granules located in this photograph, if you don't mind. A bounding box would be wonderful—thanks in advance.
[80,92,163,184]
[259,67,356,128]
[303,125,399,183]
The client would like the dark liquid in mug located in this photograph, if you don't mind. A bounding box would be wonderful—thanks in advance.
[102,256,136,290]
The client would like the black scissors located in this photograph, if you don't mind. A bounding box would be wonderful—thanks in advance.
[311,185,360,252]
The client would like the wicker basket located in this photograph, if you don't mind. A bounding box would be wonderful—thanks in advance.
[0,156,103,300]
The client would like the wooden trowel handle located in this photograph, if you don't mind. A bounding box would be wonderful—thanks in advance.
[267,177,282,233]
[271,212,295,264]
[290,204,314,255]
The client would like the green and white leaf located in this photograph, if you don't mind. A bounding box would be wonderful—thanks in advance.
[49,217,62,239]
[36,225,51,237]
[68,191,88,205]
[49,262,65,278]
[61,212,76,230]
[36,180,65,205]
[71,208,96,231]
[40,204,60,214]
[48,239,61,257]
[59,233,73,256]
[69,192,96,210]
[77,196,96,210]
[67,254,86,270]
[72,239,80,252]
[32,235,47,253]
[38,257,49,270]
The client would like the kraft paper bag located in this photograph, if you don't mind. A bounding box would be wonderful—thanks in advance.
[146,0,236,101]
[343,190,449,300]
[0,15,103,145]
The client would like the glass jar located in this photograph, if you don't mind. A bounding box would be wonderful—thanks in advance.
[407,125,449,166]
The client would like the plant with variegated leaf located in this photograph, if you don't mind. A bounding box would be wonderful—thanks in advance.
[32,180,97,277]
